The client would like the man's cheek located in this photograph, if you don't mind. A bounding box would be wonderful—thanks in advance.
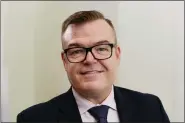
[100,61,111,70]
[105,63,114,71]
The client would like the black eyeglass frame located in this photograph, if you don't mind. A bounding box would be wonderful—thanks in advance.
[63,43,117,63]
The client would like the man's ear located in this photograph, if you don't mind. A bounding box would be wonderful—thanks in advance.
[61,52,68,71]
[115,46,121,67]
[115,45,121,60]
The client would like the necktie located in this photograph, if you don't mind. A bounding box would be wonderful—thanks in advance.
[88,105,109,123]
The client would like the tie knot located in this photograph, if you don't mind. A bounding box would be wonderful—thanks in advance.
[88,105,109,123]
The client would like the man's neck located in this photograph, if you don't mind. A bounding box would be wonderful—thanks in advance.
[72,86,113,104]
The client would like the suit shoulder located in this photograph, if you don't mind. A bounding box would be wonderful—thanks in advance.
[115,86,160,102]
[17,92,68,122]
[115,86,165,114]
[114,86,170,122]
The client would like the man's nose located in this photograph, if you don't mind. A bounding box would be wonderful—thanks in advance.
[83,51,97,64]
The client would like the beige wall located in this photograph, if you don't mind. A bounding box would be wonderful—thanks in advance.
[2,2,37,121]
[1,1,184,122]
[116,1,184,122]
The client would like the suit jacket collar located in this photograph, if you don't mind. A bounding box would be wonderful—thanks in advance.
[114,85,137,122]
[56,86,136,122]
[57,87,82,122]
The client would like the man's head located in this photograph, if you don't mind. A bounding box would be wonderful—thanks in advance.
[61,10,121,95]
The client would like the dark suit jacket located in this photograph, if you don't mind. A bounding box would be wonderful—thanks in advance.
[17,86,170,122]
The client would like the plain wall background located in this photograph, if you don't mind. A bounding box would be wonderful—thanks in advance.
[1,1,184,122]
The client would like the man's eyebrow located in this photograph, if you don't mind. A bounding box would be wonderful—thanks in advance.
[94,40,110,45]
[68,43,84,48]
[67,40,110,48]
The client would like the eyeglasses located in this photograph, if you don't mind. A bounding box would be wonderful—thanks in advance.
[63,43,116,63]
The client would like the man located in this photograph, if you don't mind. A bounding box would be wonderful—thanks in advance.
[17,10,170,122]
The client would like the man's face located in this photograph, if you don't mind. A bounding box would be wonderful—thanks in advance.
[61,19,121,93]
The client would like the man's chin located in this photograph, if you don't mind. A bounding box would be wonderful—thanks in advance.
[82,82,104,91]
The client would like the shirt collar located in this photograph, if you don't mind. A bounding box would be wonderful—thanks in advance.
[72,86,117,115]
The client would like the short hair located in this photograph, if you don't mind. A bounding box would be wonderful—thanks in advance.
[61,10,117,49]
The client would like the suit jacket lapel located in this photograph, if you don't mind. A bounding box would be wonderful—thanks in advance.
[114,86,137,122]
[56,87,82,122]
[55,86,137,122]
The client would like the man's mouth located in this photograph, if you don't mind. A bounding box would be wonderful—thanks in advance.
[80,70,104,75]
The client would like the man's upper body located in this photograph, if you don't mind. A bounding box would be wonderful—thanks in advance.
[17,86,170,122]
[17,10,170,122]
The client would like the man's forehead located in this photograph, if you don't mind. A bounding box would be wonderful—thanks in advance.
[62,20,115,48]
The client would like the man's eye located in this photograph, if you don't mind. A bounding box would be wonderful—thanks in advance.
[69,49,84,55]
[73,50,81,54]
[97,48,108,51]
